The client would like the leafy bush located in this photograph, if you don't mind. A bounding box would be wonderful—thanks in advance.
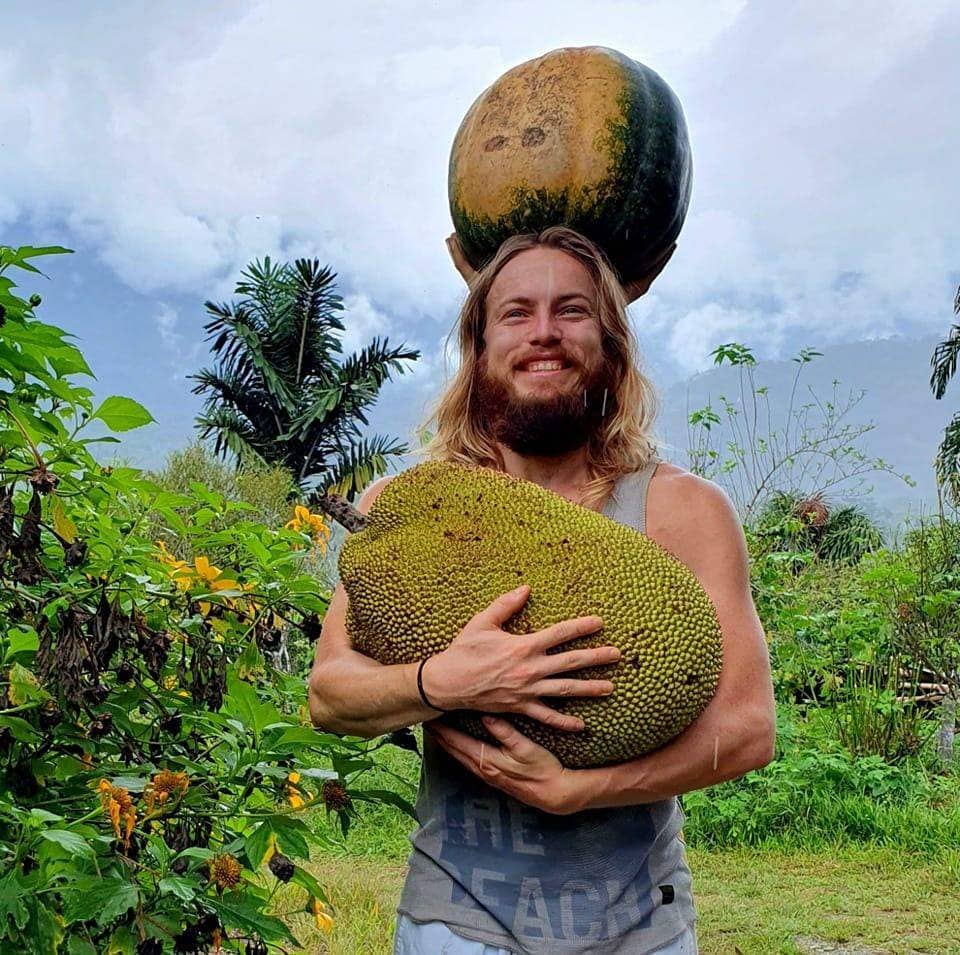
[681,706,960,852]
[0,246,411,953]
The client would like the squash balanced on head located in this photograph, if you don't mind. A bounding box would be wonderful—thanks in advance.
[448,45,693,288]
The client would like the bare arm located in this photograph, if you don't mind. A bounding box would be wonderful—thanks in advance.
[307,476,438,737]
[567,477,776,811]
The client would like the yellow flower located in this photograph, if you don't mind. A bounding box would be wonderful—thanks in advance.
[261,832,278,866]
[287,771,305,810]
[144,769,189,814]
[98,779,136,849]
[209,853,243,891]
[308,897,334,933]
[284,505,331,552]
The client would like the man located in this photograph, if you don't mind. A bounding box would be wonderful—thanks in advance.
[308,226,776,954]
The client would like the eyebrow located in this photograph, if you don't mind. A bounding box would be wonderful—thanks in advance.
[495,293,593,310]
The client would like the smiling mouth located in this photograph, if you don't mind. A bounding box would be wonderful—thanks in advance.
[516,360,573,376]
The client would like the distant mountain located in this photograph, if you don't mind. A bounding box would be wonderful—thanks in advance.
[653,334,956,534]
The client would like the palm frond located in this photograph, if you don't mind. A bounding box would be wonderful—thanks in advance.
[194,406,262,464]
[930,321,960,400]
[935,412,960,506]
[308,434,409,499]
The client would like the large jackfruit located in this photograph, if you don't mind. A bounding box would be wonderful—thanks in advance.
[337,460,723,769]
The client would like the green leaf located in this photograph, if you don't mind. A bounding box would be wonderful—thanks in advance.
[15,245,74,259]
[158,876,197,902]
[91,396,154,432]
[351,788,417,819]
[272,726,345,751]
[106,925,138,955]
[107,775,147,793]
[290,866,329,906]
[168,846,214,873]
[207,895,298,945]
[244,815,312,866]
[39,829,95,859]
[0,871,30,931]
[7,663,47,706]
[25,897,63,954]
[0,716,41,743]
[63,878,138,926]
[68,936,98,955]
[51,497,78,543]
[225,673,282,742]
[5,625,39,660]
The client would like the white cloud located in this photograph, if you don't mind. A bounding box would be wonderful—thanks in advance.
[1,0,957,389]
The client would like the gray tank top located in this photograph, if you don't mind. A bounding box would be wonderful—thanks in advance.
[397,456,697,954]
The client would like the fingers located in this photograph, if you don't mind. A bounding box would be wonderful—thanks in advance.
[475,584,530,627]
[529,677,615,699]
[520,700,586,733]
[430,722,501,775]
[446,233,479,286]
[481,714,532,754]
[533,614,604,651]
[546,645,621,675]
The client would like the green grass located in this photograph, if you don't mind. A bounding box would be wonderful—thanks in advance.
[277,846,960,954]
[290,727,960,953]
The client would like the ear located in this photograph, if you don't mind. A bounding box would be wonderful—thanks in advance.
[446,233,479,287]
[622,242,676,304]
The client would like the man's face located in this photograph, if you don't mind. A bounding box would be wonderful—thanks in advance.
[476,247,612,457]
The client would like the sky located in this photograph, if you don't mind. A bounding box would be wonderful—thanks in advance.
[1,1,958,469]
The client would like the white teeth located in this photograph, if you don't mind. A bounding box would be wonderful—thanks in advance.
[525,361,564,372]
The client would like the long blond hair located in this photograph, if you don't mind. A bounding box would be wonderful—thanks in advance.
[417,226,662,511]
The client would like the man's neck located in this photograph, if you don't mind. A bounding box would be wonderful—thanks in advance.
[498,442,592,496]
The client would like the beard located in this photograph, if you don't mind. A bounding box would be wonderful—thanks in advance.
[474,352,614,457]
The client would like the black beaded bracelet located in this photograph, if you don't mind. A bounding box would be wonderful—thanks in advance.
[417,657,445,712]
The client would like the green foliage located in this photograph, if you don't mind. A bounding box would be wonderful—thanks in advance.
[191,257,420,501]
[685,341,913,522]
[930,285,960,505]
[0,247,414,953]
[750,490,885,566]
[861,514,960,701]
[681,706,960,852]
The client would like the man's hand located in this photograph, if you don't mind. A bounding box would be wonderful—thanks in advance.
[421,584,620,732]
[428,715,585,815]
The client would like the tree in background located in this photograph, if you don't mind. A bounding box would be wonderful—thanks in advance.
[191,257,419,500]
[929,284,960,506]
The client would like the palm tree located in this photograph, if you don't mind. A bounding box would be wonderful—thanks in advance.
[930,284,960,506]
[191,257,419,501]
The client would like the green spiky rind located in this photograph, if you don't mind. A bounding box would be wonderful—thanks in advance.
[338,460,722,769]
[449,52,692,286]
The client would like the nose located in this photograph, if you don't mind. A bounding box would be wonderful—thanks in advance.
[529,308,563,345]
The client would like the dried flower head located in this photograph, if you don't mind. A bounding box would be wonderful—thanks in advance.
[208,853,243,891]
[321,779,351,812]
[145,769,190,814]
[268,852,295,882]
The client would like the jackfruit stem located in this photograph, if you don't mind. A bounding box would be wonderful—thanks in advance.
[314,492,368,533]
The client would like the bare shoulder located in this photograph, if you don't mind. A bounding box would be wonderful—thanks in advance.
[356,473,396,516]
[646,462,745,583]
